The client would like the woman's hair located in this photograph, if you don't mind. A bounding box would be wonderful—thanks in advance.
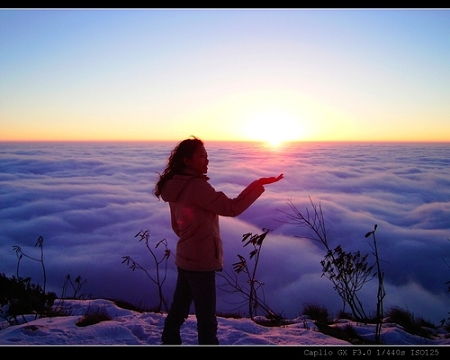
[153,136,204,199]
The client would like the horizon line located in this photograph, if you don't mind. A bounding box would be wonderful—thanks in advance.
[0,139,450,144]
[1,139,450,145]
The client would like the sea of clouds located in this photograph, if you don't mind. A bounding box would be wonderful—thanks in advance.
[1,141,449,324]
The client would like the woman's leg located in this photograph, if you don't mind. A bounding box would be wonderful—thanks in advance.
[187,270,219,345]
[161,268,192,345]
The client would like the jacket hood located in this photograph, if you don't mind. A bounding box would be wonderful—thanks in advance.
[161,169,208,203]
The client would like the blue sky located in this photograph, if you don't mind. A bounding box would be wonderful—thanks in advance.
[1,8,450,142]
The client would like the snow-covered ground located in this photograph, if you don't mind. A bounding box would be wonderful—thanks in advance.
[1,299,449,346]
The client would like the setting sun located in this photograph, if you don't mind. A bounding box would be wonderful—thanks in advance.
[243,111,306,146]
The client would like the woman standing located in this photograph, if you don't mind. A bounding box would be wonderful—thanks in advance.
[154,136,283,345]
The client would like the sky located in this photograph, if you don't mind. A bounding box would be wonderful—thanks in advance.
[1,298,450,345]
[1,141,449,327]
[1,8,450,143]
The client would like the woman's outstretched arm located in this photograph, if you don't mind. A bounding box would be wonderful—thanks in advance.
[258,173,284,186]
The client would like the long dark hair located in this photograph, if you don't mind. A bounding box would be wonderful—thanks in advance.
[153,136,204,199]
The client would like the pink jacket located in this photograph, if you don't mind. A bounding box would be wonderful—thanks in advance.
[161,169,265,271]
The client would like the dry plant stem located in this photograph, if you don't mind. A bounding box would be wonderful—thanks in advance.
[218,229,279,321]
[122,230,171,312]
[61,274,88,299]
[366,224,385,343]
[13,236,47,294]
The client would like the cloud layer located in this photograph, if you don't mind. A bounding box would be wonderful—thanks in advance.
[1,141,449,323]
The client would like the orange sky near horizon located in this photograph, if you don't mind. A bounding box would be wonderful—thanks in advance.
[1,9,450,144]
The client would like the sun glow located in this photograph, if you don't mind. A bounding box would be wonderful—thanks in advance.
[243,111,306,147]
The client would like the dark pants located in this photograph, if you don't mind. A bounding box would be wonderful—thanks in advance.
[162,267,219,345]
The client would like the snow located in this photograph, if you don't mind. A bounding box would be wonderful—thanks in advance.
[1,299,449,347]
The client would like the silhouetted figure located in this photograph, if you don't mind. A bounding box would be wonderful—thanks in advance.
[154,136,283,345]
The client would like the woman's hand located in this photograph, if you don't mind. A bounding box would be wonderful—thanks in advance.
[258,173,284,186]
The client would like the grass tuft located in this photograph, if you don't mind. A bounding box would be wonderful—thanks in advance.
[75,307,111,327]
[302,303,330,324]
[385,306,435,339]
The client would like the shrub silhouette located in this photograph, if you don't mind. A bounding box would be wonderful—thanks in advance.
[1,236,88,327]
[2,236,56,325]
[0,273,56,326]
[279,198,375,321]
[217,228,282,324]
[122,230,171,313]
